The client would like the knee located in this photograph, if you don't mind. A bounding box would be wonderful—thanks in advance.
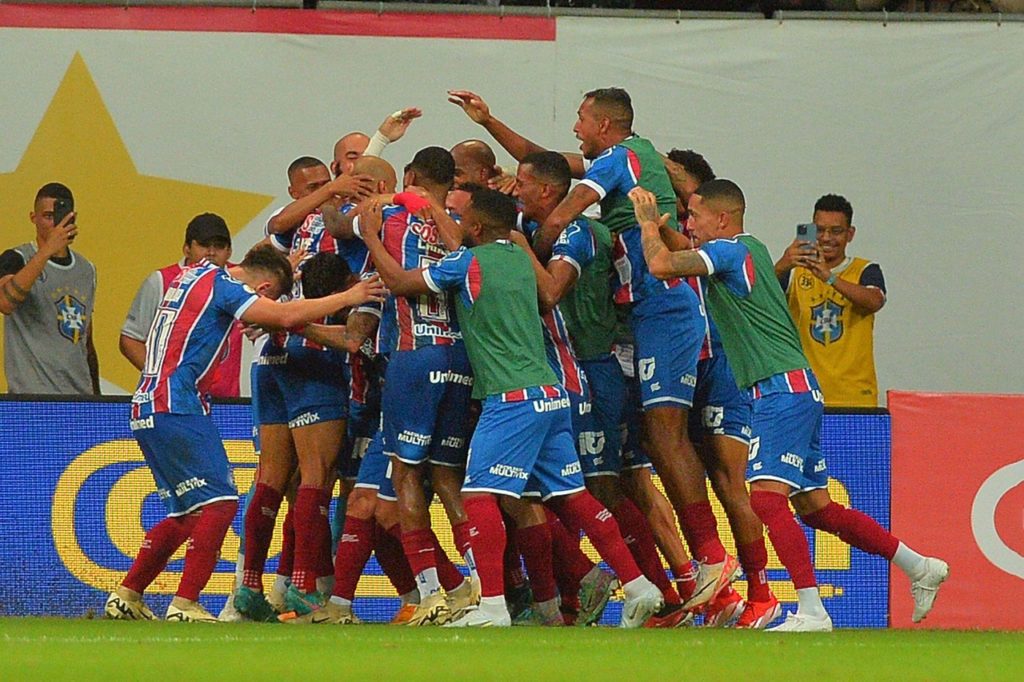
[749,490,791,523]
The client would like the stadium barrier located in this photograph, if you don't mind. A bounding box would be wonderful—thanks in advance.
[889,391,1024,630]
[0,396,890,625]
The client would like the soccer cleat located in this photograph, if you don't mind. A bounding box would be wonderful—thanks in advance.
[267,579,288,613]
[681,554,741,614]
[233,586,279,623]
[735,593,782,629]
[911,558,949,623]
[576,567,619,627]
[445,606,511,628]
[446,578,481,622]
[218,594,244,622]
[284,599,362,625]
[104,591,156,621]
[514,599,564,627]
[620,579,664,628]
[277,584,326,621]
[390,603,419,625]
[505,582,533,622]
[405,592,452,626]
[767,611,833,632]
[703,586,745,628]
[643,602,693,628]
[166,600,219,623]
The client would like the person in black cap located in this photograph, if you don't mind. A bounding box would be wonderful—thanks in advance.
[120,213,243,397]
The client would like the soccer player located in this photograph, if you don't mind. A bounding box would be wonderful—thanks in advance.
[630,182,949,631]
[448,88,739,611]
[104,246,384,622]
[450,139,500,189]
[360,187,664,627]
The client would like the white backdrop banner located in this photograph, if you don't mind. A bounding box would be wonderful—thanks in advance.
[1,5,1020,397]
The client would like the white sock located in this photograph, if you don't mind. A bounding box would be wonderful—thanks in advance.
[479,595,509,617]
[271,574,289,596]
[400,590,420,606]
[233,551,245,589]
[417,567,442,599]
[329,595,353,608]
[622,576,652,600]
[892,542,927,580]
[796,587,828,618]
[316,576,335,595]
[463,548,480,584]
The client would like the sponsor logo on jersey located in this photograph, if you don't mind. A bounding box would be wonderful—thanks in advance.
[258,353,289,366]
[578,401,592,416]
[681,374,697,387]
[173,476,208,497]
[429,370,474,386]
[288,411,321,429]
[781,452,804,469]
[129,415,155,431]
[414,323,460,339]
[397,430,432,447]
[533,397,571,413]
[810,300,844,345]
[488,464,530,480]
[441,436,465,449]
[560,461,582,477]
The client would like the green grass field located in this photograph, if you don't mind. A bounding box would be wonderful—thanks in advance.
[2,619,1022,681]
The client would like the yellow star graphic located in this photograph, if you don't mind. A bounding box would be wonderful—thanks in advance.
[0,53,274,393]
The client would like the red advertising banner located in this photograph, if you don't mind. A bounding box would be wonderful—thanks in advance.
[890,391,1024,629]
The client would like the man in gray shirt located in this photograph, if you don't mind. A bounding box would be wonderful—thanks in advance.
[0,182,99,395]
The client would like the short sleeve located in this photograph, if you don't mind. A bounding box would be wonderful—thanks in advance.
[551,220,596,276]
[0,249,25,278]
[778,269,792,292]
[121,272,163,340]
[859,263,886,295]
[699,239,755,298]
[579,146,638,200]
[423,248,474,294]
[213,271,260,320]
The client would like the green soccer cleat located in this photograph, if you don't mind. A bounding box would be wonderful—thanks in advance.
[233,585,280,623]
[576,567,618,627]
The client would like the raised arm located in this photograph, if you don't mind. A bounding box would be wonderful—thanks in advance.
[630,188,708,279]
[0,213,76,315]
[508,230,579,314]
[241,275,385,330]
[447,90,586,178]
[532,185,602,262]
[267,174,376,235]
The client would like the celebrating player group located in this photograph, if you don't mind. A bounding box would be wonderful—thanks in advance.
[103,87,948,631]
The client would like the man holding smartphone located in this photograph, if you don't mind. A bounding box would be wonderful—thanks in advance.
[0,182,99,395]
[774,194,886,407]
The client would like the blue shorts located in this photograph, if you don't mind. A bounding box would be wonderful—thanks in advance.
[747,389,827,494]
[620,372,652,471]
[132,413,237,517]
[631,304,703,410]
[688,353,753,445]
[578,355,626,477]
[339,358,383,480]
[354,429,396,501]
[382,344,473,467]
[249,361,261,454]
[463,386,586,501]
[254,346,349,427]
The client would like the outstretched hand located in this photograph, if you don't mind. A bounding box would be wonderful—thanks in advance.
[447,90,492,125]
[379,107,422,142]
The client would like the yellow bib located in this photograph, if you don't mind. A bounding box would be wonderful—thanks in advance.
[786,257,879,407]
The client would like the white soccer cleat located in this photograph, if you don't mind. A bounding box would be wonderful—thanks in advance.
[446,578,481,622]
[619,579,664,629]
[444,606,511,628]
[767,611,833,632]
[911,557,949,623]
[218,595,245,622]
[166,600,219,623]
[104,591,156,621]
[682,555,741,614]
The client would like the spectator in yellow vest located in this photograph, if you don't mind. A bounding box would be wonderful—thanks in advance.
[774,194,886,407]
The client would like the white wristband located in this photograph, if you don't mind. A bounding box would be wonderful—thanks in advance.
[365,130,390,157]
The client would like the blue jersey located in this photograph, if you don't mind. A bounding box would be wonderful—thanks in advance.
[132,261,257,418]
[356,205,460,352]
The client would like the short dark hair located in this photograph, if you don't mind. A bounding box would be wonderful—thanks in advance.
[408,146,456,188]
[300,252,352,299]
[453,182,485,194]
[287,156,326,180]
[695,179,745,212]
[521,151,572,190]
[667,149,716,185]
[241,244,294,294]
[35,182,73,207]
[468,188,517,238]
[814,194,853,225]
[583,87,633,131]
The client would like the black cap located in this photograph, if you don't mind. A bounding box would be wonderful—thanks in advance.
[185,213,231,246]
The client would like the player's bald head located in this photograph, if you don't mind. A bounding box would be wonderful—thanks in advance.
[694,179,746,216]
[333,132,370,176]
[352,156,397,192]
[450,139,497,188]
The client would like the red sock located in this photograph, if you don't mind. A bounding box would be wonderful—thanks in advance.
[123,515,198,594]
[332,516,375,601]
[431,530,466,592]
[242,483,283,590]
[503,521,526,592]
[400,527,437,579]
[750,491,817,589]
[681,502,726,564]
[802,502,899,560]
[317,489,335,578]
[737,539,770,602]
[376,524,417,596]
[612,500,679,604]
[516,523,557,602]
[464,495,507,598]
[277,507,295,579]
[177,500,238,601]
[291,484,328,593]
[452,521,472,561]
[551,493,641,585]
[548,511,593,587]
[674,562,697,602]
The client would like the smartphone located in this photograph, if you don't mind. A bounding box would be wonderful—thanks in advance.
[52,198,74,227]
[796,223,816,251]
